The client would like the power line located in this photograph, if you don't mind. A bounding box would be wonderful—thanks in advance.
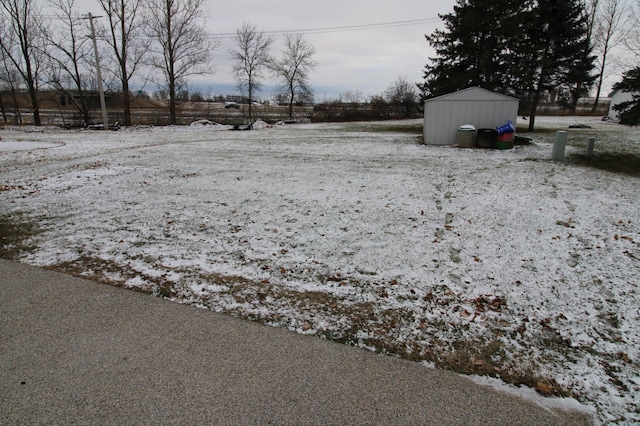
[208,18,443,38]
[34,14,442,40]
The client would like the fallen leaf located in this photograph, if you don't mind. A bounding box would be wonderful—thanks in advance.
[535,382,554,396]
[619,352,631,363]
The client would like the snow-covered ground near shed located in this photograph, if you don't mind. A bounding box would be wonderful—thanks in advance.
[1,116,638,423]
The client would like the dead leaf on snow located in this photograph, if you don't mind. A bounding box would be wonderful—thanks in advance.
[619,352,631,363]
[535,382,554,396]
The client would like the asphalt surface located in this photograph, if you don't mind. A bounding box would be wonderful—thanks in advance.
[1,258,594,425]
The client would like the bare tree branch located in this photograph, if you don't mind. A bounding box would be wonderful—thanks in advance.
[228,21,274,124]
[269,33,316,119]
[144,0,220,124]
[0,0,46,125]
[96,0,149,126]
[43,0,94,123]
[591,0,630,109]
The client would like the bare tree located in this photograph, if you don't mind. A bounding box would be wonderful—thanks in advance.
[591,0,630,110]
[269,34,316,119]
[384,77,419,118]
[0,44,23,123]
[623,0,640,63]
[228,21,274,123]
[44,0,94,123]
[144,0,219,125]
[342,90,363,104]
[582,0,600,41]
[97,0,149,126]
[0,0,46,125]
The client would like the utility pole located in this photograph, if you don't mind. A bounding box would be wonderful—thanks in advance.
[86,13,109,129]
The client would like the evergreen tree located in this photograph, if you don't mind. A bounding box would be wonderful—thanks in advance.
[419,0,521,100]
[612,67,640,126]
[514,0,595,131]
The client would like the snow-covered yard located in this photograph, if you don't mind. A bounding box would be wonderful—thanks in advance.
[1,117,638,423]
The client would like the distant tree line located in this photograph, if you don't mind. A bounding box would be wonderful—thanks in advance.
[419,0,639,130]
[311,77,420,122]
[0,0,316,126]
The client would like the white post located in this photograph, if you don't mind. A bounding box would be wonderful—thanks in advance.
[87,13,108,129]
[586,137,595,157]
[552,131,567,161]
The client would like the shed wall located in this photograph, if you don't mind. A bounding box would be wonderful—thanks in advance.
[423,99,519,145]
[608,91,635,122]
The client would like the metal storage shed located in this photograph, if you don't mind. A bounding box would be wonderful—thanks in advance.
[607,88,637,122]
[423,87,519,145]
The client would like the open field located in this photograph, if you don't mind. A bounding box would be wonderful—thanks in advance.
[1,117,639,423]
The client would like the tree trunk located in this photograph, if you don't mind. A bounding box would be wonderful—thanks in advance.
[9,86,22,125]
[169,96,176,125]
[528,81,544,132]
[122,78,131,126]
[167,13,176,126]
[74,64,91,123]
[27,82,41,126]
[169,76,176,125]
[0,93,7,123]
[593,42,609,112]
[592,72,604,111]
[120,18,131,127]
[592,57,606,112]
[287,79,294,118]
[248,85,253,124]
[288,92,294,118]
[24,56,41,125]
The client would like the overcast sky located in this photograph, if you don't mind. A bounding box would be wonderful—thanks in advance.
[203,0,457,99]
[75,0,457,100]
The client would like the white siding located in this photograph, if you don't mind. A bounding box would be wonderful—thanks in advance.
[423,87,519,145]
[608,90,636,122]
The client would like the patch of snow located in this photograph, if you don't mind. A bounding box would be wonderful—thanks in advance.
[0,141,63,152]
[189,119,228,130]
[1,116,638,423]
[251,120,270,130]
[467,374,598,418]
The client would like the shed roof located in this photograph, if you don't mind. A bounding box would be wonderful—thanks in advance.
[425,86,519,103]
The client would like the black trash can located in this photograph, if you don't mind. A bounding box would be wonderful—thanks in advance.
[476,128,496,148]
